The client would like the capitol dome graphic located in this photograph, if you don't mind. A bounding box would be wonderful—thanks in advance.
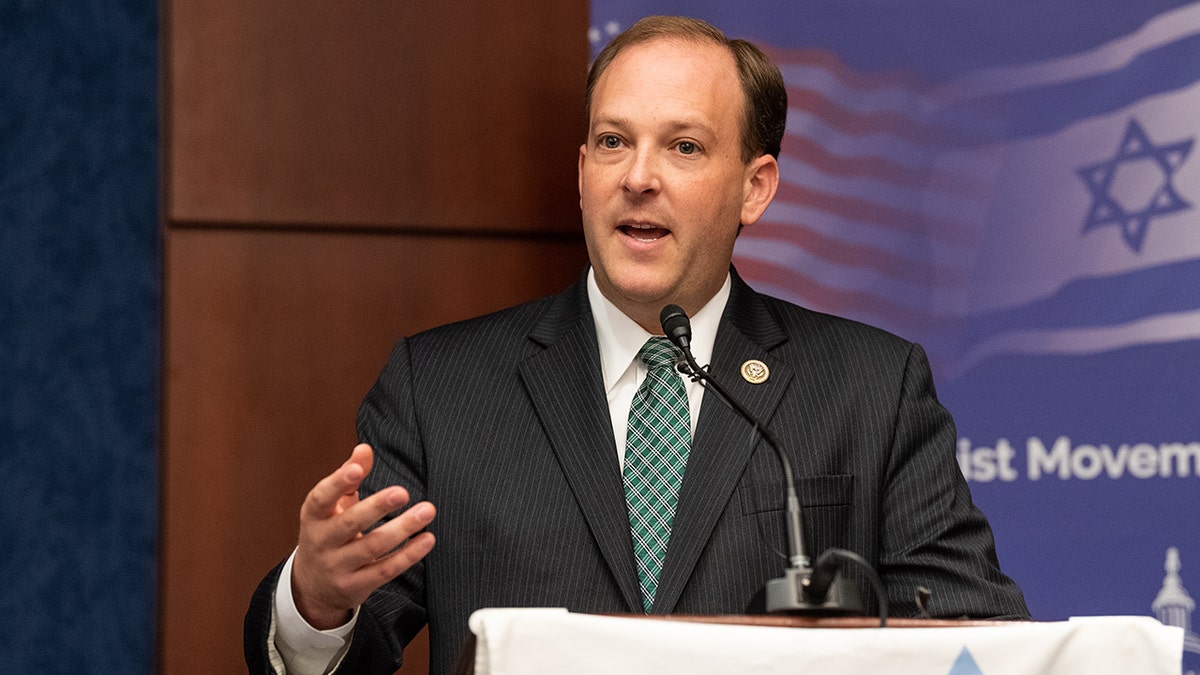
[1153,547,1200,674]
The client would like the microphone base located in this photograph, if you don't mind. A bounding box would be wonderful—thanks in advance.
[764,568,866,616]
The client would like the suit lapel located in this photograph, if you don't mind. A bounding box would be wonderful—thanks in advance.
[652,272,793,613]
[517,278,643,612]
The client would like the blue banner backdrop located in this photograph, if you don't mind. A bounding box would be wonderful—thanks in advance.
[0,1,158,671]
[592,1,1199,669]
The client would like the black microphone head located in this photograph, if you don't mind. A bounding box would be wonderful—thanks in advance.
[659,304,692,350]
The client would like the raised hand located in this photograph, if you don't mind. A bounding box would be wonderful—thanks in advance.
[290,443,436,629]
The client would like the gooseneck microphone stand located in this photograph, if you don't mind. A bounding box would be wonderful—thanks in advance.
[659,304,886,623]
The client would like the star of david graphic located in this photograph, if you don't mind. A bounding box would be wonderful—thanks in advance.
[1076,119,1193,253]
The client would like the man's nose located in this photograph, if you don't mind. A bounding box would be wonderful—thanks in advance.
[621,147,662,195]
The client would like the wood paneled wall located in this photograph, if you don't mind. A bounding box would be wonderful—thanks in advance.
[160,2,590,672]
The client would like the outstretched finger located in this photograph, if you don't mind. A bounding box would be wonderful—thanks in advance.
[302,444,375,521]
[340,500,436,567]
[324,485,416,544]
[352,531,437,591]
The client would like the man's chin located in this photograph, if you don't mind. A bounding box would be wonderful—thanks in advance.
[594,267,662,298]
[606,277,673,305]
[614,289,687,328]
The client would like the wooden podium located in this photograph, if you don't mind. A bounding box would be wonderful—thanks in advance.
[464,609,1184,674]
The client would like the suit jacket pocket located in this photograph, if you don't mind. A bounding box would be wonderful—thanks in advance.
[738,474,854,557]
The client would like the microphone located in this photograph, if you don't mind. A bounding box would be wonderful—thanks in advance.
[658,304,871,618]
[660,304,692,351]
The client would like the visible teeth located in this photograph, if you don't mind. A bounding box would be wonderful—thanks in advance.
[619,223,666,241]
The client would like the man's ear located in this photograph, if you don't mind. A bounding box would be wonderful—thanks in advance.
[577,144,588,209]
[740,154,780,227]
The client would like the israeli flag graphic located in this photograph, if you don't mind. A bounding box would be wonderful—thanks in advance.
[938,2,1200,374]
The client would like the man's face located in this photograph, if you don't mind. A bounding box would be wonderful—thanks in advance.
[579,38,778,331]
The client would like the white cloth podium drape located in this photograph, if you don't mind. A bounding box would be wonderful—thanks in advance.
[469,609,1183,674]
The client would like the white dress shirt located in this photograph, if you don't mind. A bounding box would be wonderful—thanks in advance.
[270,270,732,673]
[585,269,728,466]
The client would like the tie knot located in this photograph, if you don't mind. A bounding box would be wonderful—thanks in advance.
[639,337,680,371]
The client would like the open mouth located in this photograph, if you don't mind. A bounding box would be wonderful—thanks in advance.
[618,223,670,242]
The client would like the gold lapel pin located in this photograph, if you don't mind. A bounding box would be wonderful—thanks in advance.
[740,359,770,384]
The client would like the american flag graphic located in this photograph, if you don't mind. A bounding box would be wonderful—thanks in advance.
[732,44,992,373]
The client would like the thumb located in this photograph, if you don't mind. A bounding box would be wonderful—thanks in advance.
[348,443,375,479]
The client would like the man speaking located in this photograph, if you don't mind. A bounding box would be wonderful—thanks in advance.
[245,15,1029,674]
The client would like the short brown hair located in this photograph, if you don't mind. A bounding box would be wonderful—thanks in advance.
[584,15,787,162]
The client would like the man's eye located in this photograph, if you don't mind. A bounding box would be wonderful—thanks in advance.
[600,135,621,149]
[677,141,698,155]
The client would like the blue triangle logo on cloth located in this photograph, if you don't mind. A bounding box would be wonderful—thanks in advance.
[947,646,984,675]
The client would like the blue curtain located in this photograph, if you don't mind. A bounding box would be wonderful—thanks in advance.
[0,1,158,671]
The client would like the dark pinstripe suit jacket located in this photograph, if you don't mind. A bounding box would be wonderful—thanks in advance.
[245,269,1028,674]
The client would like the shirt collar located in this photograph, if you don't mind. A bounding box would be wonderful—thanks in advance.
[587,268,730,393]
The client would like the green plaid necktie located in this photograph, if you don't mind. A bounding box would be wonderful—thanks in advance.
[623,337,691,612]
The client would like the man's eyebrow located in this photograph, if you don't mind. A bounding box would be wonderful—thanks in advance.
[665,119,716,138]
[590,115,716,138]
[589,114,632,132]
